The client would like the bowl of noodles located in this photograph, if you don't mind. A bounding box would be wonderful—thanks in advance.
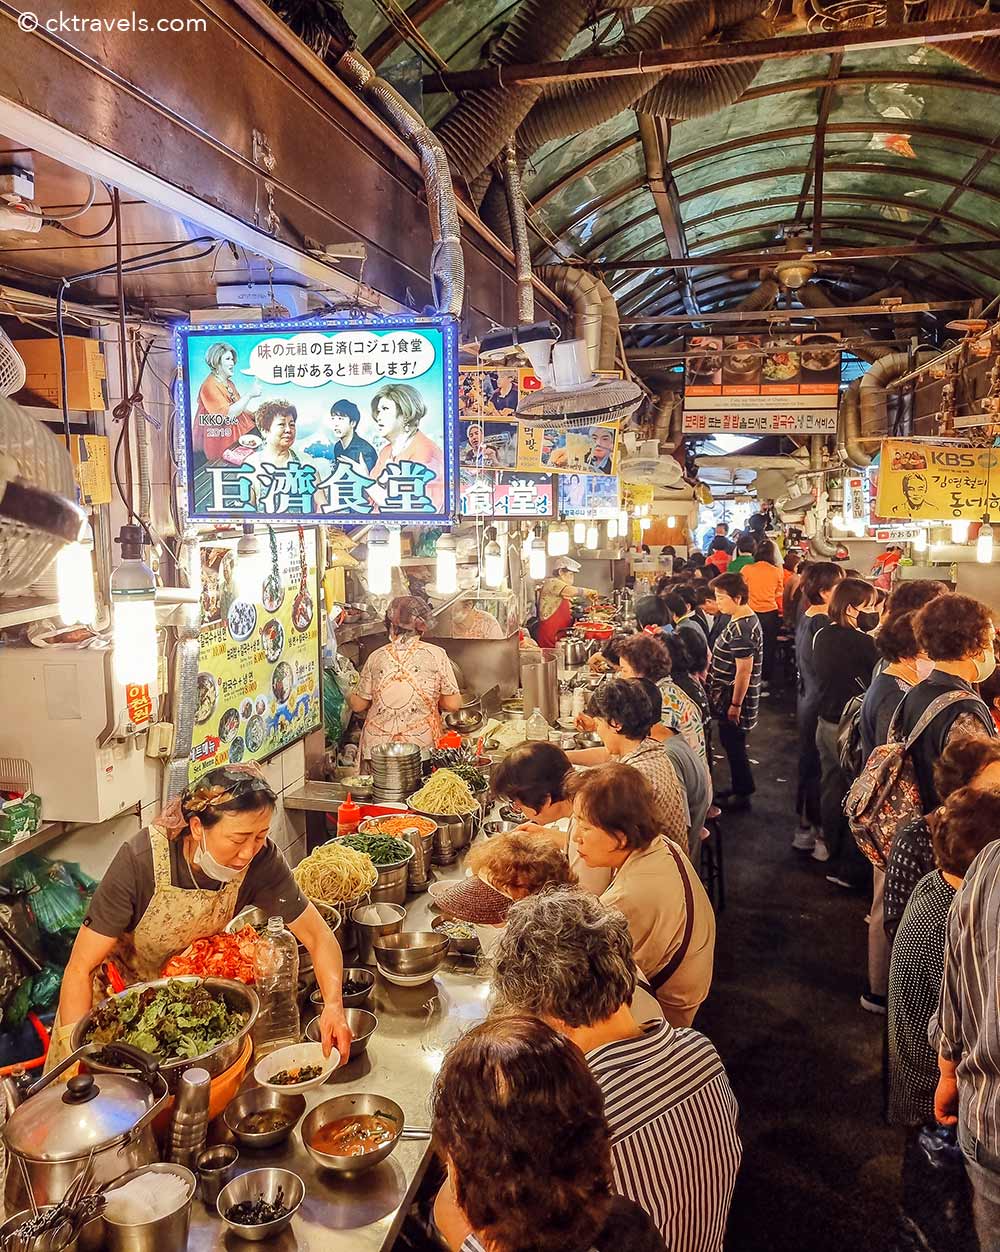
[293,841,379,958]
[406,769,480,853]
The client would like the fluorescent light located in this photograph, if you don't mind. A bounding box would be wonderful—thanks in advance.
[606,515,619,540]
[234,528,266,603]
[57,528,97,626]
[483,539,504,588]
[639,516,652,531]
[529,533,547,580]
[386,526,402,567]
[912,528,927,553]
[667,515,676,528]
[367,525,392,596]
[978,522,994,564]
[585,523,600,550]
[436,532,458,595]
[951,519,970,544]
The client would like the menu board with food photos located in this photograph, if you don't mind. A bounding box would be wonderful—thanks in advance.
[190,527,320,782]
[685,333,842,397]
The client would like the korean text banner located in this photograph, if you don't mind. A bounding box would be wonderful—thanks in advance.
[191,528,320,782]
[682,393,837,435]
[178,316,458,524]
[875,439,1000,521]
[459,470,555,518]
[559,474,620,518]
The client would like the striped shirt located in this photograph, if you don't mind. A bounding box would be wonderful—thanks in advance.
[707,612,762,731]
[588,1019,742,1252]
[933,840,1000,1154]
[463,1239,596,1252]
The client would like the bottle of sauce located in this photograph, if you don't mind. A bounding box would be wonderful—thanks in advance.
[337,793,362,837]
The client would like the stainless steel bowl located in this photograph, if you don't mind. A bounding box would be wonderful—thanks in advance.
[431,915,480,956]
[310,967,375,1010]
[373,931,448,976]
[444,708,486,736]
[574,731,604,749]
[301,1094,404,1176]
[70,977,258,1091]
[305,1007,377,1058]
[223,1088,306,1150]
[217,1167,304,1242]
[483,819,520,838]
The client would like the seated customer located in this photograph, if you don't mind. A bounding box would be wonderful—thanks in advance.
[567,679,691,852]
[493,888,741,1252]
[432,1015,667,1252]
[568,764,716,1026]
[466,833,574,902]
[888,787,1000,1128]
[617,633,707,763]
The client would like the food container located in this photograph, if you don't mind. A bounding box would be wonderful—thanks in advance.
[216,1167,304,1242]
[3,1043,169,1213]
[301,1094,404,1176]
[333,836,415,907]
[196,1144,239,1206]
[0,1207,79,1252]
[101,1161,196,1252]
[373,931,448,977]
[253,1041,340,1093]
[305,1007,377,1059]
[406,794,478,854]
[223,1088,306,1150]
[311,967,375,1009]
[431,915,480,956]
[351,902,406,966]
[69,977,259,1093]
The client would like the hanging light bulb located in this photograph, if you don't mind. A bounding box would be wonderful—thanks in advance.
[639,516,652,532]
[851,517,867,538]
[951,519,970,544]
[367,525,392,596]
[57,525,97,626]
[436,531,458,595]
[618,509,629,535]
[667,515,676,528]
[234,525,267,603]
[978,519,994,564]
[573,519,587,545]
[483,528,504,588]
[548,521,570,557]
[111,525,158,687]
[386,526,402,567]
[529,530,547,580]
[585,522,600,550]
[606,515,619,541]
[912,527,928,553]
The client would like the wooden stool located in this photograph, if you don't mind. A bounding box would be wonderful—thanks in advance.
[699,812,726,912]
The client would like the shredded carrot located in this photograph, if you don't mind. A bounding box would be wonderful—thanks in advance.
[371,814,437,837]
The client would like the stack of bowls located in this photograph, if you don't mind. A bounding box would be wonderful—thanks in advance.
[370,743,422,803]
[373,931,449,986]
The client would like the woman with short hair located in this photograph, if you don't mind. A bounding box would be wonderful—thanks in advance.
[742,540,784,686]
[466,833,575,901]
[492,888,741,1252]
[431,1015,666,1252]
[368,381,445,510]
[568,764,716,1026]
[707,572,763,811]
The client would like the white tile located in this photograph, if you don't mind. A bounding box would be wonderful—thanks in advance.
[260,756,284,795]
[285,835,306,868]
[281,741,306,792]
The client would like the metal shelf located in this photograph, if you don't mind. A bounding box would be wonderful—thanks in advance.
[336,619,386,643]
[0,597,60,628]
[0,822,66,869]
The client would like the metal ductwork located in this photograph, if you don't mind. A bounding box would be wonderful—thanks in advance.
[502,143,535,326]
[926,0,1000,77]
[859,349,938,437]
[433,0,592,188]
[838,377,868,468]
[650,385,683,453]
[338,51,464,316]
[796,282,890,364]
[536,265,620,371]
[731,277,780,312]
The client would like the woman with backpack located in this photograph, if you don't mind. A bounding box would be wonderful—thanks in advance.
[812,578,880,892]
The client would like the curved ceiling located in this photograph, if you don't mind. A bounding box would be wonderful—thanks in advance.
[338,2,1000,345]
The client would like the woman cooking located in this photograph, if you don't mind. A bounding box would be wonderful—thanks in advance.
[536,557,597,649]
[50,765,352,1069]
[349,595,462,763]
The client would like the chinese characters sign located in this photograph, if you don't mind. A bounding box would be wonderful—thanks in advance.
[685,334,842,397]
[875,439,1000,522]
[459,470,555,518]
[190,529,320,783]
[682,394,838,434]
[178,316,458,523]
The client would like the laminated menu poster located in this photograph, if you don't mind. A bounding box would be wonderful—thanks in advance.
[875,438,1000,522]
[178,315,458,524]
[190,527,321,782]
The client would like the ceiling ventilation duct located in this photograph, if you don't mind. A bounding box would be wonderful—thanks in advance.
[535,265,619,372]
[0,397,87,593]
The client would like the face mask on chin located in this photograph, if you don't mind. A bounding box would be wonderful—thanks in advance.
[973,648,998,684]
[192,834,241,883]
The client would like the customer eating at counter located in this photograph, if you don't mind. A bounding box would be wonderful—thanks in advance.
[50,765,352,1069]
[348,595,462,763]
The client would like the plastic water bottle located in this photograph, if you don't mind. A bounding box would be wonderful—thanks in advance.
[252,916,300,1057]
[526,707,549,741]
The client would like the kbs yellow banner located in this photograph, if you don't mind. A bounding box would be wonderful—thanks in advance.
[876,439,1000,521]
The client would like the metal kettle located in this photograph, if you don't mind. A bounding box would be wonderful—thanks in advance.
[3,1043,167,1212]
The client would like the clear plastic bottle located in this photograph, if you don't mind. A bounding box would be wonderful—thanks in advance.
[252,916,300,1057]
[526,707,549,741]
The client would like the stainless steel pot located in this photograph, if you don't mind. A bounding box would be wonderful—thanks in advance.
[406,795,478,853]
[560,638,589,668]
[69,978,259,1093]
[3,1043,168,1212]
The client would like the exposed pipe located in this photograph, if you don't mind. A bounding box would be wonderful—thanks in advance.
[650,385,684,452]
[859,349,938,438]
[502,143,535,326]
[809,434,824,472]
[797,282,889,363]
[337,51,464,317]
[161,531,202,806]
[731,277,780,312]
[838,378,867,468]
[536,265,619,372]
[927,0,1000,77]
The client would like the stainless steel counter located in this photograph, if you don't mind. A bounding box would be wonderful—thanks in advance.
[188,862,489,1252]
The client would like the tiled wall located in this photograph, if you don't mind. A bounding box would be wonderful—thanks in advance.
[45,742,309,878]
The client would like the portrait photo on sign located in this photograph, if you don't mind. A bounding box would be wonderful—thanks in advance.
[178,317,457,523]
[458,366,521,417]
[523,425,618,475]
[459,418,518,469]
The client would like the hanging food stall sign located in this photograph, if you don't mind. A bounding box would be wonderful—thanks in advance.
[459,470,555,518]
[178,316,458,524]
[190,528,320,782]
[868,525,922,541]
[514,423,619,475]
[559,474,620,517]
[875,439,1000,521]
[682,394,838,434]
[685,333,842,397]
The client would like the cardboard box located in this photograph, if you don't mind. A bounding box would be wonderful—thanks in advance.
[12,336,106,411]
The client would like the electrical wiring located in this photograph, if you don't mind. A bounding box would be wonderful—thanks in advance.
[13,176,98,224]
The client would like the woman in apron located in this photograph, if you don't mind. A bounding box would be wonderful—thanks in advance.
[536,558,597,649]
[350,596,463,764]
[48,765,352,1069]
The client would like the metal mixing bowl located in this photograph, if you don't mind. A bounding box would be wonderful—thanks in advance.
[372,931,448,976]
[310,967,374,1010]
[301,1094,404,1176]
[305,1007,377,1058]
[217,1167,304,1242]
[431,915,480,956]
[223,1088,306,1150]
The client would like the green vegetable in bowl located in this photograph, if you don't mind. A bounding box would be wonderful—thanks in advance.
[338,834,412,866]
[85,979,248,1062]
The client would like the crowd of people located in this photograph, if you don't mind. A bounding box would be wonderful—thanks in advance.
[401,522,1000,1252]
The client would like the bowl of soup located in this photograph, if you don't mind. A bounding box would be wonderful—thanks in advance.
[301,1093,404,1175]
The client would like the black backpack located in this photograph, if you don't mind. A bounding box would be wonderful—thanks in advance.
[838,693,867,779]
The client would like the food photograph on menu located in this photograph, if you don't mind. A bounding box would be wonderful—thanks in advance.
[178,316,458,523]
